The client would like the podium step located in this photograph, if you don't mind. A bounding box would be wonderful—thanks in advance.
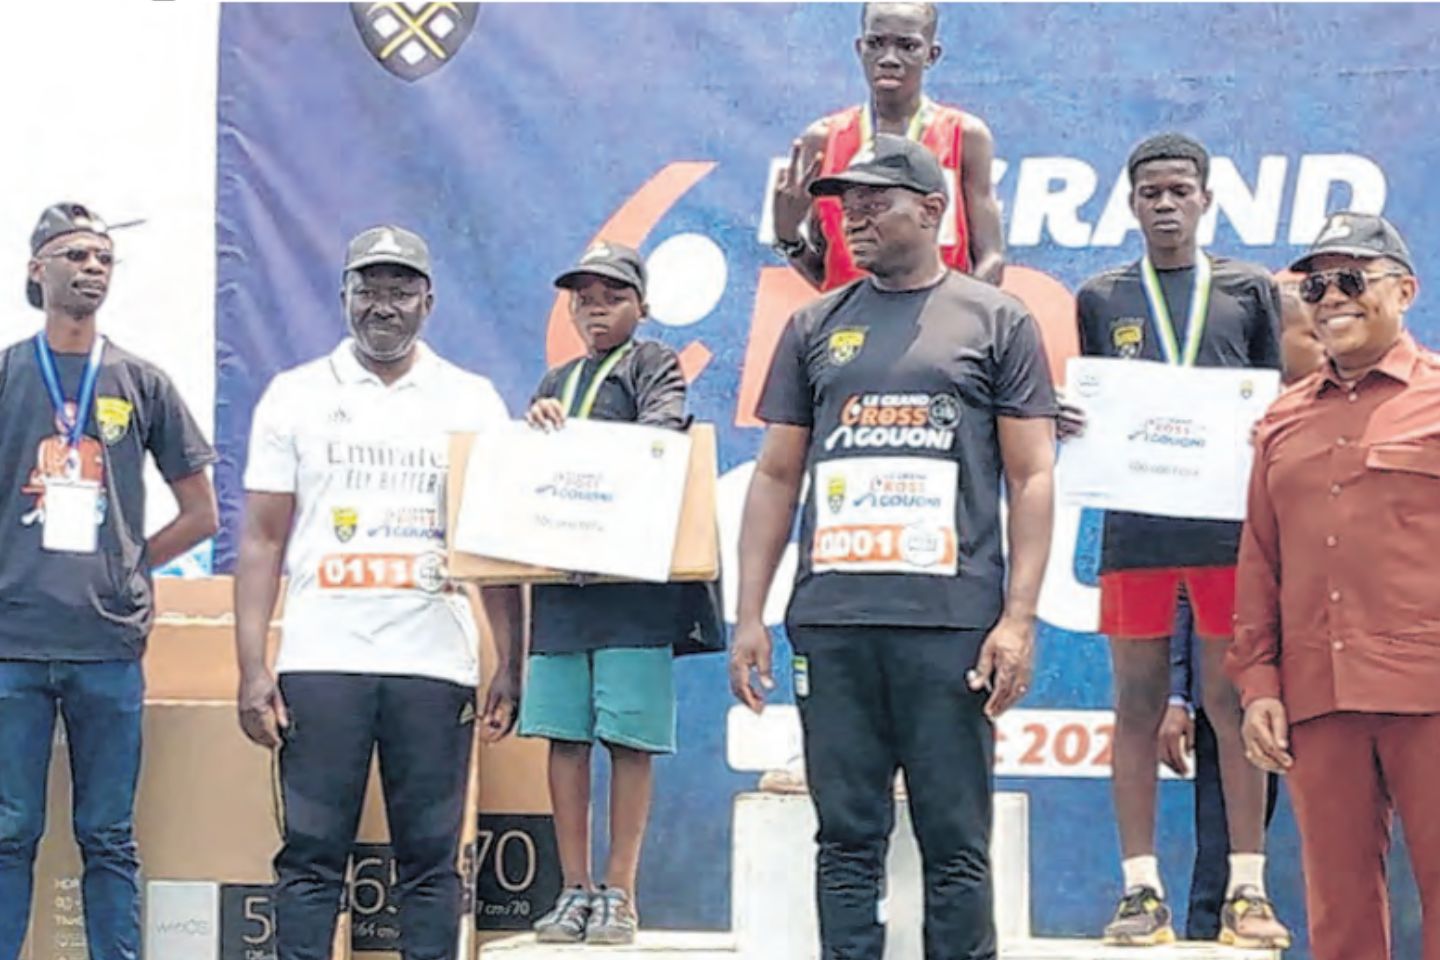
[478,934,1277,959]
[732,790,1031,958]
[479,931,737,958]
[1004,940,1279,960]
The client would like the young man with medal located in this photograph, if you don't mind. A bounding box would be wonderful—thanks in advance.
[234,226,522,960]
[770,2,1005,289]
[733,135,1056,960]
[1066,134,1290,948]
[0,203,218,960]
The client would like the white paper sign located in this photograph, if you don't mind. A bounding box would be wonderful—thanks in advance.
[1058,358,1280,521]
[144,881,219,960]
[453,419,692,582]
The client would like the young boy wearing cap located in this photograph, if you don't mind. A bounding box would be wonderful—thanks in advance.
[521,241,688,946]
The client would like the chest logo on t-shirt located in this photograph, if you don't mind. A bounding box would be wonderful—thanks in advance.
[827,328,868,366]
[1110,318,1145,359]
[96,396,133,445]
[332,506,358,543]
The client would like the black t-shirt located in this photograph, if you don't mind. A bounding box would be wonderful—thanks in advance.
[1076,257,1282,571]
[529,338,707,655]
[757,272,1057,629]
[0,337,215,660]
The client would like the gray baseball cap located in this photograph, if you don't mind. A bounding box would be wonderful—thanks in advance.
[1290,212,1414,275]
[553,241,647,298]
[343,225,432,280]
[810,134,949,201]
[27,203,110,308]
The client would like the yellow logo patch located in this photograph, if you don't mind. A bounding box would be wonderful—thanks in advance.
[1110,321,1144,359]
[332,507,358,543]
[96,397,133,445]
[828,328,867,366]
[826,475,846,514]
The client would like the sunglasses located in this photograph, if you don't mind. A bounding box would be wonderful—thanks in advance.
[1298,267,1405,304]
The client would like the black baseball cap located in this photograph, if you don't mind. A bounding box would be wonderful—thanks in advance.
[1290,212,1414,275]
[809,133,949,201]
[553,241,647,298]
[343,225,432,280]
[27,203,110,308]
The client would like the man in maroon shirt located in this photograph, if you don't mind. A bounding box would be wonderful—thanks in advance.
[1230,211,1440,960]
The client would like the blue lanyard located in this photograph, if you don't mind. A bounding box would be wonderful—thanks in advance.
[33,333,105,449]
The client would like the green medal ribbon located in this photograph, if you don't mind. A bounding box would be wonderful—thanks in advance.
[859,95,933,148]
[560,340,634,419]
[1139,254,1212,367]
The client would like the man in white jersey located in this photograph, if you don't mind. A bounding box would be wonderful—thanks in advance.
[233,226,522,960]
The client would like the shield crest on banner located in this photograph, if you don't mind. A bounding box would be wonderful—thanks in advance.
[351,3,479,82]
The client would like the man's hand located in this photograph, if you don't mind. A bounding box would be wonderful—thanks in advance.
[969,615,1035,718]
[1242,697,1293,773]
[1055,387,1087,440]
[1158,703,1195,777]
[527,398,566,432]
[479,667,521,742]
[771,138,823,247]
[728,620,775,714]
[238,667,289,748]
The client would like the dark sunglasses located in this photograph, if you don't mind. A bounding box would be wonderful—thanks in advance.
[1298,267,1405,304]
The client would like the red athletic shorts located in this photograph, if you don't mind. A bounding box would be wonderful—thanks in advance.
[1099,566,1237,640]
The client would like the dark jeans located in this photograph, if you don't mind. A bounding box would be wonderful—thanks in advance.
[790,625,995,960]
[0,659,144,960]
[1186,707,1281,939]
[274,672,475,960]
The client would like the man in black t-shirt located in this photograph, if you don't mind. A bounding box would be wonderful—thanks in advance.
[732,135,1056,960]
[0,204,217,960]
[1065,135,1290,949]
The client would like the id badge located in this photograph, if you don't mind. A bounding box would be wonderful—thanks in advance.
[42,478,101,554]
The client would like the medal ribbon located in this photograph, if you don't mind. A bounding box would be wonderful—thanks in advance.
[1139,254,1211,366]
[560,340,634,419]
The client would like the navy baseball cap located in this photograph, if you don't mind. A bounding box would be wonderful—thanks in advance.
[1290,212,1414,275]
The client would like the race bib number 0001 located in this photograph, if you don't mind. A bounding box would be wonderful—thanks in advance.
[812,457,958,576]
[317,552,447,593]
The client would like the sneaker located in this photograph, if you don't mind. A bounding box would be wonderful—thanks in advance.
[586,886,639,945]
[1102,886,1176,946]
[533,886,591,944]
[1220,885,1292,949]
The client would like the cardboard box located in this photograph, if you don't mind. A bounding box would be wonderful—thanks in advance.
[445,423,720,584]
[26,576,557,960]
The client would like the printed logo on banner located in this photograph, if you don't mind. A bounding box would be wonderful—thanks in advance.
[350,2,479,83]
[475,814,562,930]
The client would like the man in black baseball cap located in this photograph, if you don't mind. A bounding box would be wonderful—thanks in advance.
[26,202,112,311]
[734,122,1058,958]
[1,202,217,960]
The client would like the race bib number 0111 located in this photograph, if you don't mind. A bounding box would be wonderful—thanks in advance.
[812,457,958,575]
[317,552,447,593]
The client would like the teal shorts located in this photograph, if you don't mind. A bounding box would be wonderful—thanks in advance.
[518,647,676,754]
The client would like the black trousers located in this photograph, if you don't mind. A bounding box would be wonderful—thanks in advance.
[274,673,474,960]
[1186,708,1281,939]
[790,625,996,960]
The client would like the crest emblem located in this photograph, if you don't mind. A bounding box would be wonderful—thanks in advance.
[332,507,358,543]
[826,476,846,514]
[1111,319,1144,359]
[351,3,479,83]
[96,397,133,445]
[1240,379,1255,400]
[650,439,666,459]
[827,328,867,366]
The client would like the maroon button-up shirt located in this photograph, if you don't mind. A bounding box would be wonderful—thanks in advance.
[1229,333,1440,724]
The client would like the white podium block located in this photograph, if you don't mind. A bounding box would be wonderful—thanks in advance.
[732,791,1031,959]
